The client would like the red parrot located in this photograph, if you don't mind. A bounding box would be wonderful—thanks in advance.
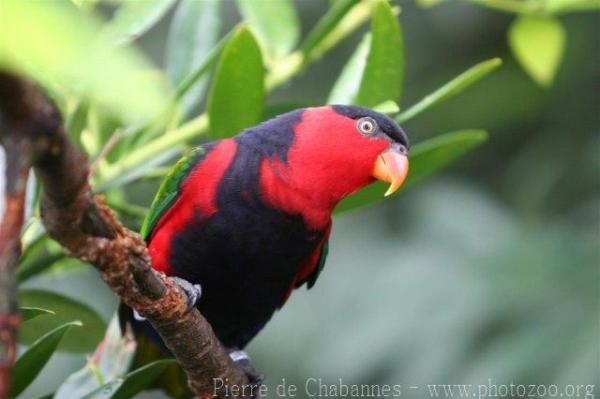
[123,105,410,394]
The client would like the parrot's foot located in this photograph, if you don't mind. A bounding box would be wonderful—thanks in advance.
[132,277,201,322]
[229,349,265,398]
[170,276,202,312]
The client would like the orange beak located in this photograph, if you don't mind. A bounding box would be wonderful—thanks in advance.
[372,147,409,197]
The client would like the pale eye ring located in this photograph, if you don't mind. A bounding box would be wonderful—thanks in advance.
[357,117,377,135]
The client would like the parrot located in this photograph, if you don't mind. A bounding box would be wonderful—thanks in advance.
[121,105,410,396]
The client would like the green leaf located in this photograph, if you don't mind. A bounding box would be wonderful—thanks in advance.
[173,36,228,104]
[0,1,168,124]
[508,16,566,87]
[402,130,488,186]
[9,321,81,398]
[57,317,173,399]
[55,317,136,399]
[98,114,209,185]
[327,33,371,104]
[356,0,404,107]
[21,307,55,322]
[463,0,543,14]
[207,26,265,139]
[335,129,488,214]
[396,58,502,123]
[16,236,65,283]
[300,0,360,60]
[20,223,47,260]
[417,0,447,7]
[264,101,313,119]
[18,290,106,353]
[65,98,90,151]
[17,251,65,283]
[545,0,600,14]
[102,0,177,45]
[112,360,177,399]
[236,0,300,59]
[166,0,221,113]
[372,100,400,114]
[81,381,124,399]
[267,0,371,90]
[95,146,182,192]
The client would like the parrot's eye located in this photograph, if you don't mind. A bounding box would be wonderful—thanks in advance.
[398,145,408,155]
[357,117,377,135]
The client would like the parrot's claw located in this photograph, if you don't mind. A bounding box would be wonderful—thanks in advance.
[229,349,265,398]
[171,276,202,312]
[133,309,146,322]
[131,278,200,321]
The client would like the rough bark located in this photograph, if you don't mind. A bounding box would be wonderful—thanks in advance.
[0,72,250,398]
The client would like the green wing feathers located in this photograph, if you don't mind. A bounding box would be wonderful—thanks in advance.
[140,146,207,241]
[306,240,329,289]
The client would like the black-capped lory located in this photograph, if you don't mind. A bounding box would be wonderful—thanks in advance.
[122,105,410,394]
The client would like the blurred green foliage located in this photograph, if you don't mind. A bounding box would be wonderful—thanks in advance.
[0,1,167,124]
[0,0,597,398]
[420,0,598,86]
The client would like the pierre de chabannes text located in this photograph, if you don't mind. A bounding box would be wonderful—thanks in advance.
[213,378,596,398]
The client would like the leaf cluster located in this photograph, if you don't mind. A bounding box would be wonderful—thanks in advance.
[420,0,597,86]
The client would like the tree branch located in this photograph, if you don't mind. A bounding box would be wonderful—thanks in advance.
[0,72,250,398]
[0,119,30,399]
